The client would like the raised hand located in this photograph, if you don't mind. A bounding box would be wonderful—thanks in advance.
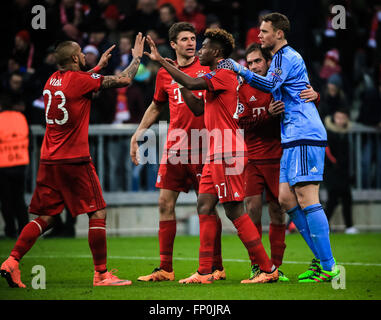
[97,44,116,69]
[144,35,163,62]
[132,32,145,59]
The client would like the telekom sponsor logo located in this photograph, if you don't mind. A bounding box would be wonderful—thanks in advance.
[135,121,246,175]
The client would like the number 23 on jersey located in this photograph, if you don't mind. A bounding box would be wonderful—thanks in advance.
[43,89,69,125]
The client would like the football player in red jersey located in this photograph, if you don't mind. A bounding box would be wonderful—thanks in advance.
[145,28,279,284]
[237,43,320,282]
[130,22,225,282]
[0,33,145,288]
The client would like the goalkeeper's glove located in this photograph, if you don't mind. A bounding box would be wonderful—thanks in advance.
[226,58,252,79]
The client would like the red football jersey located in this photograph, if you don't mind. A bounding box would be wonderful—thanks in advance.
[153,57,208,153]
[238,82,282,161]
[40,70,103,163]
[201,67,246,161]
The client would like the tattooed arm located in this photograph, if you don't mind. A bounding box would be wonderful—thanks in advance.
[101,57,141,89]
[101,32,145,89]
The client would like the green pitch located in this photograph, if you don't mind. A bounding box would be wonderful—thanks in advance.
[0,233,380,300]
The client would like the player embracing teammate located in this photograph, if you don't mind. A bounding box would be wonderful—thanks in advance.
[145,28,279,284]
[238,43,320,281]
[227,12,340,283]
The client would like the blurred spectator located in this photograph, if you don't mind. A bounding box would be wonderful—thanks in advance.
[158,0,184,17]
[245,10,270,48]
[205,14,221,30]
[28,46,58,124]
[324,109,358,234]
[367,5,381,49]
[367,4,381,69]
[147,29,174,59]
[157,3,178,44]
[356,73,381,188]
[106,64,149,191]
[127,0,160,35]
[5,72,24,98]
[0,94,30,238]
[319,49,342,81]
[1,72,28,115]
[13,30,35,73]
[83,44,100,69]
[319,73,349,120]
[102,4,123,44]
[115,34,134,70]
[59,0,83,42]
[178,0,206,36]
[87,24,116,73]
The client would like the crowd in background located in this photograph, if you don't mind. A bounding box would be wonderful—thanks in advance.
[1,0,381,190]
[1,0,381,237]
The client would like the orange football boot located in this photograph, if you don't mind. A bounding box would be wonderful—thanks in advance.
[93,269,132,286]
[137,267,175,281]
[241,268,279,284]
[0,256,26,288]
[179,271,214,284]
[212,268,226,280]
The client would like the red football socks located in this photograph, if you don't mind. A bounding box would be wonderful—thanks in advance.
[158,220,177,272]
[255,223,263,239]
[213,216,223,271]
[88,219,107,272]
[233,213,273,272]
[10,217,49,261]
[269,223,286,268]
[198,214,218,274]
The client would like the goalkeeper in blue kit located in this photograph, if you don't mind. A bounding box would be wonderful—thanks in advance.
[226,12,339,282]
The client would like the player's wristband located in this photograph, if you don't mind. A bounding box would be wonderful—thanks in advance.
[93,65,101,73]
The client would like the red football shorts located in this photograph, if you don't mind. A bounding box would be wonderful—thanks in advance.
[29,161,106,217]
[155,152,204,193]
[244,160,280,202]
[198,157,246,203]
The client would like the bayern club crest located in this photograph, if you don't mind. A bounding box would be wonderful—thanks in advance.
[91,73,101,79]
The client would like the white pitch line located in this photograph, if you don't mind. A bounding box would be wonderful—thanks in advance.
[2,254,381,267]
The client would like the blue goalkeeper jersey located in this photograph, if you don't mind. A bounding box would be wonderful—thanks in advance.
[242,44,327,148]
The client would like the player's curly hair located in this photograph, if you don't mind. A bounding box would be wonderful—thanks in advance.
[204,28,235,59]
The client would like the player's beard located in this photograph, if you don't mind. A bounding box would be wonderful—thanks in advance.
[79,60,87,71]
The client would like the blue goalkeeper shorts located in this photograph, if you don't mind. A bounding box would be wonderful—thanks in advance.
[279,145,325,186]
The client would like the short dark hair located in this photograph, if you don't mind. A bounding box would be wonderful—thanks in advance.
[204,28,235,59]
[245,43,272,62]
[54,41,78,67]
[168,22,195,43]
[261,12,290,38]
[335,107,350,117]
